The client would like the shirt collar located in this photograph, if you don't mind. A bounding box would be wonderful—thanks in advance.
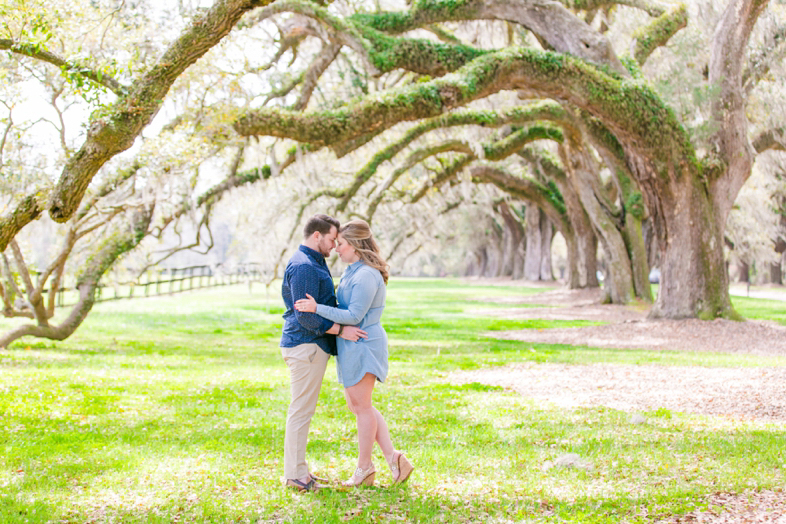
[346,260,364,272]
[299,244,325,263]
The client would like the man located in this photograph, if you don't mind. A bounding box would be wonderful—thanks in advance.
[280,213,367,492]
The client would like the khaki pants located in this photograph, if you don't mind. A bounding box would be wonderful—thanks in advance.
[281,343,330,481]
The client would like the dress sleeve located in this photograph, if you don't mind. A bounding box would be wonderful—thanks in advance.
[316,269,377,325]
[290,264,334,334]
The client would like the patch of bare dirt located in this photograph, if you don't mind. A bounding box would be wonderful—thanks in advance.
[450,362,786,422]
[489,318,786,355]
[469,287,786,355]
[655,490,786,523]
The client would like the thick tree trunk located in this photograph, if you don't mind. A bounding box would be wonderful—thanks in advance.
[512,241,525,280]
[648,175,735,319]
[499,229,515,277]
[466,248,488,277]
[562,191,598,289]
[623,213,653,301]
[539,213,553,281]
[769,262,782,285]
[560,184,599,288]
[581,232,599,288]
[497,202,525,279]
[524,205,542,281]
[646,0,770,319]
[560,144,634,303]
[645,0,770,319]
[523,207,554,282]
[486,242,503,278]
[737,261,750,284]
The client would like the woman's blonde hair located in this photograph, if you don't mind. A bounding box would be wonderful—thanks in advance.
[340,219,389,284]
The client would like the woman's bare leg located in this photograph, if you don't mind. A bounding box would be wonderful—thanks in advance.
[344,373,377,469]
[344,373,396,468]
[372,407,395,463]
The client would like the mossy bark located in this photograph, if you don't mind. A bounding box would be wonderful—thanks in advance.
[632,4,688,66]
[0,192,47,253]
[647,168,736,319]
[558,139,637,304]
[350,0,627,73]
[336,102,568,213]
[235,0,766,319]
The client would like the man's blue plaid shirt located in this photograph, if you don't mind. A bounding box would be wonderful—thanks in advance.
[280,245,338,355]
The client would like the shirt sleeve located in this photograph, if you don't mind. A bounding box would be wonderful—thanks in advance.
[290,264,334,334]
[316,270,377,325]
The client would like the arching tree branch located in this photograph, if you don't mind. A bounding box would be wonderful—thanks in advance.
[293,42,342,110]
[350,0,627,73]
[0,39,127,95]
[234,46,691,169]
[469,164,570,233]
[335,101,569,212]
[47,0,273,226]
[0,192,48,253]
[752,127,786,153]
[0,203,155,348]
[632,4,688,66]
[250,0,488,77]
[409,124,564,202]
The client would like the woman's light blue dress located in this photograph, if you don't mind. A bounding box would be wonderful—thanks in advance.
[315,261,387,388]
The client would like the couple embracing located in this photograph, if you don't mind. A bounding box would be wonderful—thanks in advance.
[279,214,414,492]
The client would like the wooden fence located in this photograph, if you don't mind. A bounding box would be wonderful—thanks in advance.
[43,263,267,309]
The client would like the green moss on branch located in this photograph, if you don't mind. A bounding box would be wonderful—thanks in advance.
[234,45,694,174]
[335,101,567,212]
[633,4,688,65]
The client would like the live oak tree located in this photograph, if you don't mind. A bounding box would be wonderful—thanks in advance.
[230,0,784,318]
[1,0,786,352]
[0,0,279,346]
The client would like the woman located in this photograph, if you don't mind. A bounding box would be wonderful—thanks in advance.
[294,219,414,487]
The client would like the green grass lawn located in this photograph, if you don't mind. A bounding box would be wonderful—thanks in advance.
[0,279,784,523]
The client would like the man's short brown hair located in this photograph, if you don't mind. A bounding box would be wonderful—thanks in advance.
[303,214,340,239]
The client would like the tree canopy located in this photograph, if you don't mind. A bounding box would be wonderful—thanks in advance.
[1,0,785,346]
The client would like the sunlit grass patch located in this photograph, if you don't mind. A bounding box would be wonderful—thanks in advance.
[732,295,786,326]
[0,280,784,522]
